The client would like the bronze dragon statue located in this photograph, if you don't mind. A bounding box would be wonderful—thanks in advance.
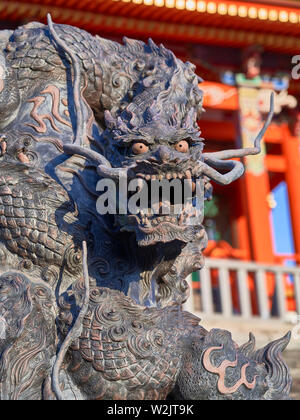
[0,15,292,400]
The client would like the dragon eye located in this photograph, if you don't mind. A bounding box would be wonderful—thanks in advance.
[132,143,149,155]
[175,140,189,153]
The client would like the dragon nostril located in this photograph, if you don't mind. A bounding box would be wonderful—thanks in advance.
[160,153,169,163]
[156,146,170,163]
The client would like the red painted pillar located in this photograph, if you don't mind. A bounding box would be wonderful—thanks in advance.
[243,171,274,263]
[281,124,300,263]
[242,170,275,313]
[234,179,251,262]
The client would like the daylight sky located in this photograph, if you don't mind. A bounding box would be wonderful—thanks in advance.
[271,181,295,264]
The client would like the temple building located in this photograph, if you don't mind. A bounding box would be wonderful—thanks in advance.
[1,0,300,319]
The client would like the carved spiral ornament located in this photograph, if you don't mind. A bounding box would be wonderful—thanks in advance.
[108,325,127,342]
[64,245,82,274]
[90,257,110,277]
[41,266,59,285]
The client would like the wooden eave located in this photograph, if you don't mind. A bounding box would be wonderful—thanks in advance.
[1,0,300,53]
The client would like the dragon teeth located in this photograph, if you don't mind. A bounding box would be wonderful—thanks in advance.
[136,178,144,189]
[132,171,197,182]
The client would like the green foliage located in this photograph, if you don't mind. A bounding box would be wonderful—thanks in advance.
[204,196,219,219]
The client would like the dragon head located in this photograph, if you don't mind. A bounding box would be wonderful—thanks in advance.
[97,43,207,248]
[62,36,273,250]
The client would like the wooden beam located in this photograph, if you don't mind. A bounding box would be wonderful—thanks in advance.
[200,120,236,142]
[265,154,287,172]
[1,1,300,53]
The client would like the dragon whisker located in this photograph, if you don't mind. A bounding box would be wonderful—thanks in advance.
[200,92,274,184]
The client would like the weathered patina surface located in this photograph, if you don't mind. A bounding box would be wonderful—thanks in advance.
[0,15,292,400]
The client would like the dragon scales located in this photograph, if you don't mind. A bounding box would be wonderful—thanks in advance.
[0,15,292,400]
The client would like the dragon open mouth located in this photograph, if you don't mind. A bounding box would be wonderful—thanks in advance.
[116,167,205,247]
